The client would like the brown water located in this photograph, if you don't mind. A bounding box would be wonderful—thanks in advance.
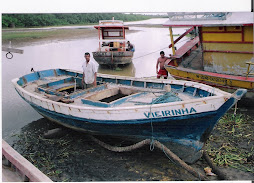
[2,19,189,140]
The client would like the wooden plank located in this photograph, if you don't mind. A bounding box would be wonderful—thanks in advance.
[171,36,199,59]
[2,140,53,182]
[2,47,24,54]
[2,165,25,182]
[168,26,195,49]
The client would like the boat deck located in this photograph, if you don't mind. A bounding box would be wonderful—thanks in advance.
[22,75,203,109]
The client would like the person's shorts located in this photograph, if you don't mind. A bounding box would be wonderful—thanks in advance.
[157,69,168,77]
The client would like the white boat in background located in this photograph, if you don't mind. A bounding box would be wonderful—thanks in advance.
[92,18,134,66]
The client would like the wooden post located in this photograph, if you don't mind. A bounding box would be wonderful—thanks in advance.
[122,27,125,51]
[169,27,177,66]
[2,140,52,182]
[98,27,101,51]
[245,61,254,79]
[246,63,251,79]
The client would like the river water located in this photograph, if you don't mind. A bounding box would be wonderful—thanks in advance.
[2,18,189,141]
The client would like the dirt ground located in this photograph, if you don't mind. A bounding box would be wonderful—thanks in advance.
[11,108,254,181]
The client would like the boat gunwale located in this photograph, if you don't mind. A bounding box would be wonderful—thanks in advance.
[12,70,232,112]
[165,65,254,82]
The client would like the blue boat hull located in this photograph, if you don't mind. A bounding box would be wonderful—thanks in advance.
[20,93,236,163]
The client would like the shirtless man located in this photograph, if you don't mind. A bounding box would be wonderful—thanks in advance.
[156,51,168,79]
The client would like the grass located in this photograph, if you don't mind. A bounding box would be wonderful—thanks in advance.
[2,29,97,45]
[205,112,254,173]
[2,31,55,41]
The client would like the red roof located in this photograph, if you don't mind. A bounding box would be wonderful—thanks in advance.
[94,26,129,29]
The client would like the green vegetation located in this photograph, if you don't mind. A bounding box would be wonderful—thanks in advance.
[11,111,254,181]
[2,13,163,28]
[205,112,254,173]
[2,31,54,40]
[2,29,96,43]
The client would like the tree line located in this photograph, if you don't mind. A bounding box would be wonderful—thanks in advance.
[2,13,164,28]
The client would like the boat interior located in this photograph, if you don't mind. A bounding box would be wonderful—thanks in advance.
[18,69,216,108]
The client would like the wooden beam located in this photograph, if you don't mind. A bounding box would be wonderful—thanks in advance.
[168,26,195,49]
[2,47,24,54]
[2,140,53,182]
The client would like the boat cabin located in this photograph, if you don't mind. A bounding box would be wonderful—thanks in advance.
[94,18,129,52]
[164,12,254,77]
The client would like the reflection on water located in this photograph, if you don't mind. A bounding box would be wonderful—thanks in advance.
[98,62,136,77]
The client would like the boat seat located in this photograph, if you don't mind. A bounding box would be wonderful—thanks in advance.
[81,91,147,108]
[51,83,75,92]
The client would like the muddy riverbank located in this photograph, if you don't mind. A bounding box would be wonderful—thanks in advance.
[2,28,139,48]
[11,108,254,181]
[2,22,164,47]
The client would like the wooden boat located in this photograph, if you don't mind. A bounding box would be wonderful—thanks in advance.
[12,68,246,163]
[92,18,134,66]
[163,12,254,105]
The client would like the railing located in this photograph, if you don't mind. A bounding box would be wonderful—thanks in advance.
[167,12,230,21]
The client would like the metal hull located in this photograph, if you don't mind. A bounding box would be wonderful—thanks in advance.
[92,51,133,65]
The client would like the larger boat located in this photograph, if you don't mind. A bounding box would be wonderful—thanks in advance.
[12,68,246,163]
[92,18,134,66]
[163,12,254,105]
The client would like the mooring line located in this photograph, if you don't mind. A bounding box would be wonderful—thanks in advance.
[88,135,207,180]
[132,38,190,61]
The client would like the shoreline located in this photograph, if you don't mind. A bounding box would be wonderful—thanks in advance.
[2,24,164,47]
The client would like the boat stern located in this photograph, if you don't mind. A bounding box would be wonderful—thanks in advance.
[232,88,248,101]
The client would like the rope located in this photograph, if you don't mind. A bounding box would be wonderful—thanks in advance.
[149,92,155,151]
[89,135,207,180]
[89,135,151,152]
[132,38,190,61]
[234,102,238,116]
[202,151,228,180]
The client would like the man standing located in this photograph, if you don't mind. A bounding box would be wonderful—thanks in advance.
[156,51,168,79]
[82,52,97,89]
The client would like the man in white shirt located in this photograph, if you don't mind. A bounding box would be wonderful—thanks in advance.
[82,52,97,89]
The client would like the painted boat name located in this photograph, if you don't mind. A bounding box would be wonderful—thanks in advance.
[144,107,197,118]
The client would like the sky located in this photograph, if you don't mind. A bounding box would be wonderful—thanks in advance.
[0,0,252,13]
